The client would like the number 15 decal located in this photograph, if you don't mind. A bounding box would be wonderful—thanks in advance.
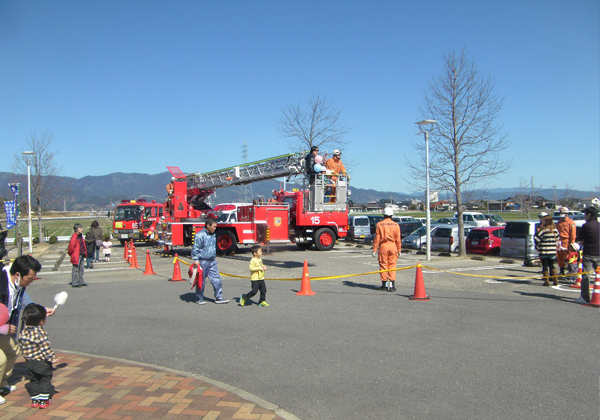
[311,216,320,224]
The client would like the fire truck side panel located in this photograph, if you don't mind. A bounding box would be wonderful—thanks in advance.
[263,207,290,242]
[173,181,188,219]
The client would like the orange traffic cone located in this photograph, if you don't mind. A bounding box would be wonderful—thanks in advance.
[169,253,184,282]
[570,262,582,289]
[583,267,600,308]
[122,240,129,260]
[143,250,157,275]
[129,244,140,269]
[296,260,316,296]
[409,263,430,301]
[126,241,133,264]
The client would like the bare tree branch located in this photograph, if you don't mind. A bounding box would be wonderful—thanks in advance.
[278,94,351,155]
[405,48,511,256]
[12,130,70,242]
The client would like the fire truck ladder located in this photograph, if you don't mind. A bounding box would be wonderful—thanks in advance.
[186,152,306,191]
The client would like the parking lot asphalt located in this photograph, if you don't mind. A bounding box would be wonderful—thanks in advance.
[3,242,598,420]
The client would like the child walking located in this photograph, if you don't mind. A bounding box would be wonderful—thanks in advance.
[18,304,57,409]
[102,236,112,262]
[240,245,269,307]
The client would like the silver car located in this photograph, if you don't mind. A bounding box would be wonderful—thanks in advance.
[402,225,439,250]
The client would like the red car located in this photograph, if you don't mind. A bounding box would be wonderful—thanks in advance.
[465,227,505,255]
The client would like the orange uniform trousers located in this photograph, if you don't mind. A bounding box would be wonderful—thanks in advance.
[378,243,399,281]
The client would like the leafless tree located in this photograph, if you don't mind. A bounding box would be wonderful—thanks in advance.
[278,94,351,157]
[12,130,69,243]
[513,177,542,219]
[406,48,511,256]
[559,183,577,208]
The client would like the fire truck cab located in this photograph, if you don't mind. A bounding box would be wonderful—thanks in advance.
[113,199,164,246]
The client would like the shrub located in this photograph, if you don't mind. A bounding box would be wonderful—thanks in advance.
[49,235,58,244]
[33,237,39,244]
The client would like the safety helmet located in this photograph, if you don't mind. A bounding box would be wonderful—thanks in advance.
[570,242,580,251]
[538,212,548,218]
[383,207,394,217]
[310,146,319,152]
[559,207,569,213]
[333,149,341,156]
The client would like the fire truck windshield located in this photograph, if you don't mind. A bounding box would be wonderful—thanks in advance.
[114,206,143,222]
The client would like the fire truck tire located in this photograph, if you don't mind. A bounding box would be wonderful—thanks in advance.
[216,229,237,255]
[296,242,313,250]
[314,228,336,251]
[119,239,126,247]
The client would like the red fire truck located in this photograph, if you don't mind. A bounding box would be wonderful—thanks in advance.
[112,199,164,246]
[158,152,349,254]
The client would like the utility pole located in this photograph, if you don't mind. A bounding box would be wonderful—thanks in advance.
[241,140,253,203]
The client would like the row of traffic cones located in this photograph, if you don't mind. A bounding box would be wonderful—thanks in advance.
[122,240,158,275]
[295,260,430,300]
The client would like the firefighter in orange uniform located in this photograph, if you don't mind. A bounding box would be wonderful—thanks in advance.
[372,207,402,291]
[555,207,576,276]
[325,150,347,203]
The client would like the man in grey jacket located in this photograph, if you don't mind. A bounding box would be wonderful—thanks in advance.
[191,219,229,305]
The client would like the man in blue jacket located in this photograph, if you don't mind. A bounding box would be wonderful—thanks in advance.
[192,219,229,305]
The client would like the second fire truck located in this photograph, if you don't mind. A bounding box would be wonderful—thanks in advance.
[158,152,349,254]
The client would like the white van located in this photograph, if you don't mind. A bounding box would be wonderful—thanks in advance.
[454,212,490,227]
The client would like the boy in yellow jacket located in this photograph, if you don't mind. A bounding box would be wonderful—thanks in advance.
[240,245,269,307]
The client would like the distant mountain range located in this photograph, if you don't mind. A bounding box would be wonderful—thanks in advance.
[0,171,594,211]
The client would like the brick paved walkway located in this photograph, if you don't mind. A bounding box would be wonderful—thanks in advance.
[0,352,290,420]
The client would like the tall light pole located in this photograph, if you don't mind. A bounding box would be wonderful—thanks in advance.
[416,120,437,262]
[22,151,35,254]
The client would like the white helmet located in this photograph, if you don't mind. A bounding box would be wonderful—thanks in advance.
[570,242,580,252]
[383,207,394,217]
[538,212,548,218]
[333,149,341,156]
[559,207,569,214]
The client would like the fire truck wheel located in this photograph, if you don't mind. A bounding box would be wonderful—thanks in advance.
[216,229,237,255]
[119,239,126,247]
[314,228,336,251]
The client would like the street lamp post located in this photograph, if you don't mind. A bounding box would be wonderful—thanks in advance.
[415,120,437,262]
[22,151,35,254]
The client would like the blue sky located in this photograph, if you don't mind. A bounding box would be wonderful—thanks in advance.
[1,0,598,196]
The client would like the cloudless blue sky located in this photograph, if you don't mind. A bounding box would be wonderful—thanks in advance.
[1,0,598,196]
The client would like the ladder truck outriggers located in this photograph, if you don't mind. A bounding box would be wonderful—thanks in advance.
[158,152,349,255]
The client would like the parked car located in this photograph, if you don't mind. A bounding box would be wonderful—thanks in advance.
[430,224,473,253]
[454,212,490,227]
[483,213,506,227]
[402,225,440,250]
[552,210,585,221]
[392,216,417,223]
[499,220,540,262]
[348,215,384,241]
[363,220,423,244]
[466,227,505,255]
[397,221,423,239]
[415,217,436,225]
[436,217,459,225]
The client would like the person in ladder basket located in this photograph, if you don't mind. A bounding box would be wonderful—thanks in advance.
[325,149,347,203]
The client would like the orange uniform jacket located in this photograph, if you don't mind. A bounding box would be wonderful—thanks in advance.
[373,219,402,281]
[556,217,576,248]
[325,158,346,182]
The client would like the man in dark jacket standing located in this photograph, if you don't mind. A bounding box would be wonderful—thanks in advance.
[304,146,319,185]
[575,206,599,304]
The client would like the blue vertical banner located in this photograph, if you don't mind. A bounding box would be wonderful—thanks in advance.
[4,201,16,229]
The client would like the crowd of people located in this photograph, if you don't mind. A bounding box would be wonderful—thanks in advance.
[535,206,599,304]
